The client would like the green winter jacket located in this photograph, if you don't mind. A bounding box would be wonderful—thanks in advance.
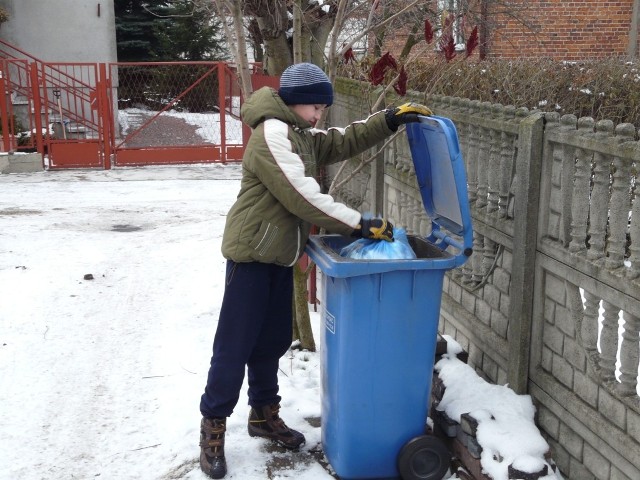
[221,87,394,267]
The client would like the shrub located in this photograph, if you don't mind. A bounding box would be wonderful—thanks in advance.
[340,57,640,128]
[117,64,220,113]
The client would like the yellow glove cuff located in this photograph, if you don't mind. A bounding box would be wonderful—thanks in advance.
[395,102,433,117]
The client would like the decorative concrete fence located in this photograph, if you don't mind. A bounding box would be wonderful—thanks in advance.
[328,78,640,480]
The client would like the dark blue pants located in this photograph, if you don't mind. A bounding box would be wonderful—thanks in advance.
[200,260,294,418]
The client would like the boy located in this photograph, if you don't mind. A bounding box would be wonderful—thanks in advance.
[199,62,431,478]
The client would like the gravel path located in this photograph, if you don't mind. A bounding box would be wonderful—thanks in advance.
[117,110,209,148]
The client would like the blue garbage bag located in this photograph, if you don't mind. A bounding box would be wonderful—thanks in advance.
[340,227,417,260]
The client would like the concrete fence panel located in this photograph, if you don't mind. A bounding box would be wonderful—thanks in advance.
[329,77,640,480]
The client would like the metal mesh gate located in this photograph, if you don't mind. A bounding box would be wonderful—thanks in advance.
[111,62,246,166]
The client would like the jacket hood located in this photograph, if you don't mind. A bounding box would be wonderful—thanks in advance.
[241,87,311,130]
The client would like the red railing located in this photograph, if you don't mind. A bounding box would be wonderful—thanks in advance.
[0,38,100,139]
[39,62,101,134]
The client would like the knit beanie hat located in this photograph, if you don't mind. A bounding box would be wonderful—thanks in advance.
[278,63,334,106]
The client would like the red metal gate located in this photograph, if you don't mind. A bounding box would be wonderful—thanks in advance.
[109,62,247,166]
[38,62,109,169]
[0,45,279,169]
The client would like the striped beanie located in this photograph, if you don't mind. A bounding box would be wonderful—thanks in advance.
[278,63,333,106]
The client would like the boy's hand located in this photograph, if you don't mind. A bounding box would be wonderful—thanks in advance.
[356,217,394,241]
[385,102,433,131]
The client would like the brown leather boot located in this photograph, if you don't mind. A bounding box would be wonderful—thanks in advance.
[199,417,227,479]
[247,403,305,450]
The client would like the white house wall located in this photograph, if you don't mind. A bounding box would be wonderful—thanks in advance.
[0,0,116,63]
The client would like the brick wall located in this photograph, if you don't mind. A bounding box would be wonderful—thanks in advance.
[488,0,636,60]
[376,0,638,61]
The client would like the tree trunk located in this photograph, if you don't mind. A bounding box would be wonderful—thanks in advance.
[258,23,292,74]
[230,0,253,97]
[247,19,264,63]
[255,0,292,75]
[307,18,334,66]
[292,294,301,342]
[293,0,303,63]
[214,0,253,97]
[293,263,316,352]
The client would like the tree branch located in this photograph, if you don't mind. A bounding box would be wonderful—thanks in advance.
[141,4,195,18]
[337,0,422,58]
[328,130,402,196]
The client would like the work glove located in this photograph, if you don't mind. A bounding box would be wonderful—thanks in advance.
[354,216,394,242]
[384,102,433,131]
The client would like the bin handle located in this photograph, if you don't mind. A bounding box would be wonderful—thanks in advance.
[430,229,472,256]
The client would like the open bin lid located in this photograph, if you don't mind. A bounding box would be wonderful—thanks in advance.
[405,115,473,266]
[304,115,473,278]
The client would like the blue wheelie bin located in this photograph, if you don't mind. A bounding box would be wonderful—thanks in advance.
[305,116,473,480]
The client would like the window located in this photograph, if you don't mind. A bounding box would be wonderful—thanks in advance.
[437,0,466,48]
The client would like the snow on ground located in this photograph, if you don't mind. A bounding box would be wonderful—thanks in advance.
[0,164,557,480]
[0,164,321,480]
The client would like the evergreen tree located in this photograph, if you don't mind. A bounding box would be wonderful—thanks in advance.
[155,1,229,61]
[115,0,229,113]
[114,0,170,61]
[115,0,228,62]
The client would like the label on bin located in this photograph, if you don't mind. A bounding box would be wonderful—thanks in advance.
[324,308,336,334]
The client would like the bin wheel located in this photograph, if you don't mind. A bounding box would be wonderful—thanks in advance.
[397,435,451,480]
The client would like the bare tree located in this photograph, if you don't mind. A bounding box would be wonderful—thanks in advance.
[212,0,254,96]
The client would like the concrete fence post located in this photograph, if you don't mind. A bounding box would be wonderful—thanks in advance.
[508,112,545,393]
